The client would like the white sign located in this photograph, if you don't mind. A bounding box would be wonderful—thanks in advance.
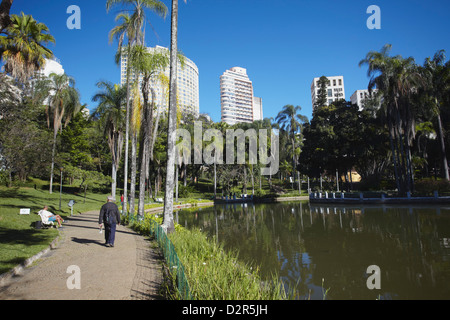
[19,208,30,215]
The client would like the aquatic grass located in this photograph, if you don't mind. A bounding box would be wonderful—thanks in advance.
[169,227,291,300]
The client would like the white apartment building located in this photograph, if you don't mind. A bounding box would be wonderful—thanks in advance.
[311,75,345,110]
[253,96,263,122]
[121,46,199,117]
[350,89,379,110]
[40,58,64,77]
[220,67,263,125]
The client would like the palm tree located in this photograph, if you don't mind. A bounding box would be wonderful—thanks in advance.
[109,13,135,214]
[106,0,168,214]
[359,44,421,194]
[421,50,450,180]
[162,0,186,234]
[129,45,169,217]
[44,73,81,194]
[91,81,127,198]
[0,12,54,82]
[276,105,308,190]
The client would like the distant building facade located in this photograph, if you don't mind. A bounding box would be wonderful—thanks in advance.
[350,89,379,110]
[220,67,262,125]
[121,45,199,117]
[311,75,345,110]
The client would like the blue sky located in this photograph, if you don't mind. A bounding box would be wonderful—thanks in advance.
[11,0,450,122]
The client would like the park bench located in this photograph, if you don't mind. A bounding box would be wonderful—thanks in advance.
[36,211,55,229]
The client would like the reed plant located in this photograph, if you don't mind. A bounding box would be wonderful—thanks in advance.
[169,228,291,300]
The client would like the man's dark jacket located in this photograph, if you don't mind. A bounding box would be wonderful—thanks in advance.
[99,201,121,225]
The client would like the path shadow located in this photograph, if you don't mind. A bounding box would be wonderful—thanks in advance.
[70,237,103,246]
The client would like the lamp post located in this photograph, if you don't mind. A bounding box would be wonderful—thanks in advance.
[336,169,340,192]
[59,167,63,211]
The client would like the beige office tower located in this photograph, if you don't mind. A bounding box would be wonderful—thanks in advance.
[221,67,262,125]
[121,45,199,117]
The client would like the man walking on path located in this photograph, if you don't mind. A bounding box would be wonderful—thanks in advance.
[99,196,121,247]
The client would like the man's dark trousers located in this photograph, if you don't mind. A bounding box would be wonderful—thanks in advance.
[104,223,116,246]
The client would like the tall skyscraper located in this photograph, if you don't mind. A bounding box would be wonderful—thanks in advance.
[220,67,262,125]
[311,75,345,110]
[121,45,199,116]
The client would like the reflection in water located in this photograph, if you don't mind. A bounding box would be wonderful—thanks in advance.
[177,202,450,300]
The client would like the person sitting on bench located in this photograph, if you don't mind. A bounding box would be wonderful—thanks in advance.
[38,206,64,227]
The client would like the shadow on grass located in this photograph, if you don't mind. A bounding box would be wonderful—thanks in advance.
[0,227,56,247]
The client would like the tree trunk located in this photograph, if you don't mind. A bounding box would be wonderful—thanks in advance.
[49,129,57,194]
[129,131,137,215]
[0,0,13,32]
[437,113,450,180]
[162,0,178,234]
[111,160,117,199]
[122,46,132,215]
[214,157,217,199]
[138,84,154,217]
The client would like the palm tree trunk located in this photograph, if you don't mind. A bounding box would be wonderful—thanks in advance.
[437,113,450,180]
[111,160,117,199]
[49,128,57,194]
[0,0,13,32]
[162,0,178,234]
[130,131,137,215]
[388,116,401,193]
[138,84,154,217]
[122,46,132,215]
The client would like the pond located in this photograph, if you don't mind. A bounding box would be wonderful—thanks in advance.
[175,201,450,300]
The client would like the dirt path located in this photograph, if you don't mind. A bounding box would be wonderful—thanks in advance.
[0,210,164,300]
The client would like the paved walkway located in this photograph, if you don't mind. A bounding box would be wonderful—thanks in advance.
[0,211,164,300]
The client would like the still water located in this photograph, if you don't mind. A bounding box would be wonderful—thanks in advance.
[175,202,450,300]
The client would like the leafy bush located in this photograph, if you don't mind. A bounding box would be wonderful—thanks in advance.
[414,178,450,195]
[178,184,195,198]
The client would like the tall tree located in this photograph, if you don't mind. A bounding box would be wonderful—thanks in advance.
[129,45,169,217]
[109,13,135,214]
[44,73,81,194]
[275,105,308,191]
[162,0,186,234]
[360,44,421,194]
[421,50,450,180]
[314,76,330,111]
[91,81,127,198]
[0,12,54,82]
[106,0,168,214]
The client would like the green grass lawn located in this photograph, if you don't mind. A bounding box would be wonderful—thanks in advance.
[0,181,110,274]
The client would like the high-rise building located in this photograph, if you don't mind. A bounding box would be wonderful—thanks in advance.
[120,45,199,117]
[220,67,262,125]
[253,96,263,122]
[311,75,345,110]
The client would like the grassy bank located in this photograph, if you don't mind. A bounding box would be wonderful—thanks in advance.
[126,213,292,300]
[0,182,110,274]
